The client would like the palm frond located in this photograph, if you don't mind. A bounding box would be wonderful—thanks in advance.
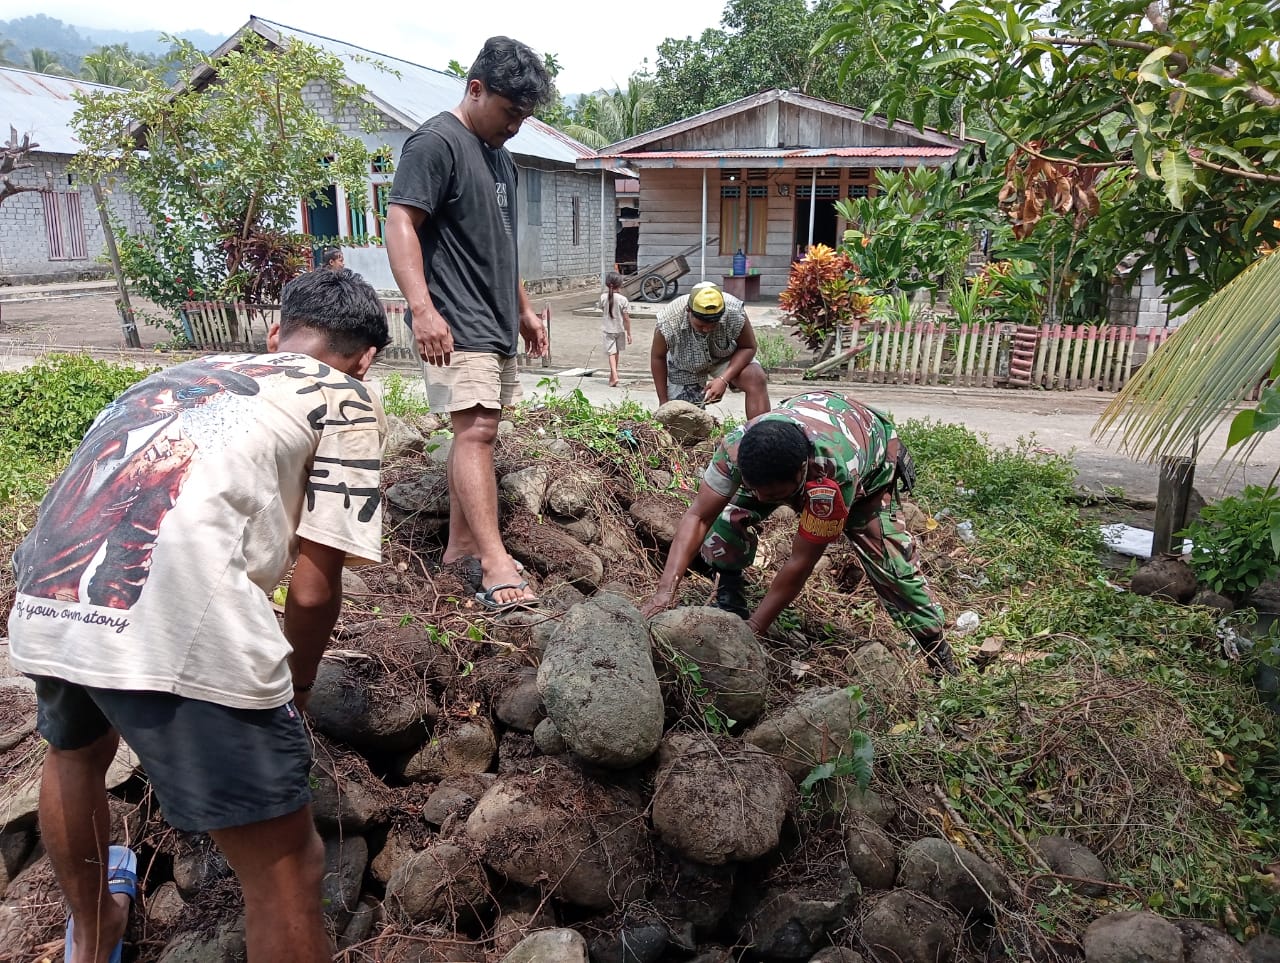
[1094,249,1280,466]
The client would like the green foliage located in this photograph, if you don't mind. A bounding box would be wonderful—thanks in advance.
[381,373,432,418]
[838,164,999,297]
[648,0,892,128]
[71,32,390,312]
[754,328,801,369]
[898,418,1098,585]
[824,0,1280,312]
[1181,486,1280,601]
[660,644,737,733]
[885,580,1280,937]
[563,77,657,148]
[0,355,152,521]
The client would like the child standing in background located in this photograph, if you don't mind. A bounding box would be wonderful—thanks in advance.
[599,272,632,387]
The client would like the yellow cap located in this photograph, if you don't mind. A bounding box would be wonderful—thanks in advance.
[689,286,726,321]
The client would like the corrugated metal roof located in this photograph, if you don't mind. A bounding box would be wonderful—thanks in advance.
[251,18,594,166]
[0,67,125,156]
[577,146,960,170]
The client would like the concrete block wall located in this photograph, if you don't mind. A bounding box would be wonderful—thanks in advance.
[0,153,147,284]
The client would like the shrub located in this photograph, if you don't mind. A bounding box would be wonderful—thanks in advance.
[779,244,871,350]
[0,354,155,459]
[1180,486,1280,602]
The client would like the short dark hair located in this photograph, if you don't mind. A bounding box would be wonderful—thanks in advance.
[468,37,553,113]
[321,247,343,266]
[280,268,390,355]
[739,419,810,487]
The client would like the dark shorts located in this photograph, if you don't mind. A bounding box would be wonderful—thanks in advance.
[31,676,313,833]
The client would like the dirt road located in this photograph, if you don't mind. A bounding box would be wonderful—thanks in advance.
[3,287,1277,504]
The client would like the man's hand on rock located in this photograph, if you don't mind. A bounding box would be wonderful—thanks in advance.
[640,586,678,619]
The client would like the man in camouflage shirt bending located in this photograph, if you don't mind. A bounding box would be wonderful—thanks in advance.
[642,389,957,674]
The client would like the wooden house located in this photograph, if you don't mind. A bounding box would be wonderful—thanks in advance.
[576,89,975,300]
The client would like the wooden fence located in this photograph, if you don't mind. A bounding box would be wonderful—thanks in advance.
[830,319,1173,391]
[180,299,418,360]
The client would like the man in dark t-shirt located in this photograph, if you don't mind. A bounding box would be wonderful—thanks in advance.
[386,37,551,609]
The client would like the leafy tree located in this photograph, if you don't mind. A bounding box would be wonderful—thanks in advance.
[564,76,656,148]
[26,46,72,76]
[71,32,386,314]
[0,39,16,67]
[822,0,1280,313]
[649,0,892,127]
[80,44,157,89]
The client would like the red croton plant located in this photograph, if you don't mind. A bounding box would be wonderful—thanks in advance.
[779,244,873,351]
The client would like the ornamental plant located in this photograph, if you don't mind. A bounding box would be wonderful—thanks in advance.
[780,244,872,351]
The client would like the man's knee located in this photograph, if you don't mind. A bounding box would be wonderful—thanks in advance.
[735,363,768,393]
[450,406,501,445]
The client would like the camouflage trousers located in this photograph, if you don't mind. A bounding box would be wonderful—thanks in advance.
[700,483,946,645]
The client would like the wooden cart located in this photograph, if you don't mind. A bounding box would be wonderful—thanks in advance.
[621,237,718,303]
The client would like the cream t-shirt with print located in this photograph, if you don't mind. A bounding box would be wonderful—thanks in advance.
[8,352,386,710]
[599,291,631,335]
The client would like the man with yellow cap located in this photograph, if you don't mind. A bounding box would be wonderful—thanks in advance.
[650,282,771,418]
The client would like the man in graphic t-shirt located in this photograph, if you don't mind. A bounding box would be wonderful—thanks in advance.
[385,36,552,610]
[8,268,390,962]
[641,389,957,675]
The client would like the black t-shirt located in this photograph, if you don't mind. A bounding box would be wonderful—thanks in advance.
[388,111,520,356]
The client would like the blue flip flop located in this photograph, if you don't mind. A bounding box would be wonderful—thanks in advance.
[65,845,137,963]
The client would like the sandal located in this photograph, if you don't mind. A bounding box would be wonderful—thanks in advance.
[446,555,522,593]
[475,581,540,611]
[66,845,136,963]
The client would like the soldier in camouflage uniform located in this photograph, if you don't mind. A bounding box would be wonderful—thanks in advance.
[642,389,956,673]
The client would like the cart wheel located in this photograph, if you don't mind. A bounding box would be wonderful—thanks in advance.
[664,279,679,299]
[640,273,668,302]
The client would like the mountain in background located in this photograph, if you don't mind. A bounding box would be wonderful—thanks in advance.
[0,13,220,64]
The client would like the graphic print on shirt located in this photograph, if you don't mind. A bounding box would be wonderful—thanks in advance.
[12,355,379,610]
[495,180,512,237]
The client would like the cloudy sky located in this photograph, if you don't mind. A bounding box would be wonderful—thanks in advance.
[16,0,728,93]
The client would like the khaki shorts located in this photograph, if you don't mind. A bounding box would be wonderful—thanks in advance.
[602,331,627,356]
[423,351,521,413]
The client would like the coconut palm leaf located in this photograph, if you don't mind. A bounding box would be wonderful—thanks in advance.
[1094,248,1280,468]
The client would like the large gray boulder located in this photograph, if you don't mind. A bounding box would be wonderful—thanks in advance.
[896,837,1009,917]
[311,752,394,832]
[500,466,550,515]
[655,400,716,445]
[422,773,495,826]
[744,686,867,781]
[650,607,769,724]
[464,760,647,909]
[1178,922,1249,963]
[845,818,896,890]
[861,890,961,963]
[651,732,793,865]
[385,838,491,926]
[385,470,450,515]
[1083,911,1185,963]
[321,834,369,930]
[546,469,601,519]
[306,654,432,754]
[156,919,247,963]
[400,718,497,783]
[536,594,664,768]
[383,413,426,457]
